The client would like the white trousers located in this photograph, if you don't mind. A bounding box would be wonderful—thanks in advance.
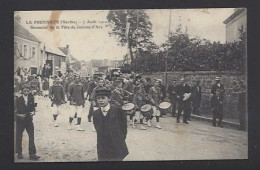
[152,106,161,117]
[51,104,61,115]
[70,105,84,118]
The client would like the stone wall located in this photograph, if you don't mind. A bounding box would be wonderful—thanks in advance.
[141,71,247,122]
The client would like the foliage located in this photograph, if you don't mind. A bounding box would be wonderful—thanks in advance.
[107,10,153,63]
[131,25,246,73]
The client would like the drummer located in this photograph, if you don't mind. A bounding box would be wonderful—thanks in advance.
[147,79,162,129]
[133,86,147,130]
[111,78,127,107]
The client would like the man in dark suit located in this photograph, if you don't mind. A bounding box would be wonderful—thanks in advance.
[15,84,40,160]
[211,89,224,127]
[167,79,178,117]
[192,80,202,115]
[211,76,225,100]
[93,89,129,161]
[176,77,192,124]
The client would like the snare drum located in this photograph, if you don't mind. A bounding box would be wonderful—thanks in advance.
[141,104,153,118]
[122,103,135,115]
[158,101,172,115]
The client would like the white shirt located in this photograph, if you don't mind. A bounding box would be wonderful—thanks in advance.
[23,95,28,106]
[101,103,110,117]
[217,83,221,87]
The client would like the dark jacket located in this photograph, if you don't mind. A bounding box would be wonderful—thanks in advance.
[49,85,65,105]
[211,95,223,114]
[93,105,128,160]
[211,83,225,100]
[176,83,192,103]
[192,85,202,107]
[42,78,49,91]
[68,83,85,106]
[167,84,178,101]
[159,84,166,100]
[15,94,35,119]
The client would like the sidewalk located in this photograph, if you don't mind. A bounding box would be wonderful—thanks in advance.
[190,114,242,130]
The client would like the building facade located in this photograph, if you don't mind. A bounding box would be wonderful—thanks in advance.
[223,8,247,43]
[14,16,41,77]
[41,44,67,77]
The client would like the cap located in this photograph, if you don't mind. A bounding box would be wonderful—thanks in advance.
[96,89,111,97]
[215,77,220,80]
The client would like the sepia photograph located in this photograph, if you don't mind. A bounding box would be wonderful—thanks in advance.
[14,8,247,162]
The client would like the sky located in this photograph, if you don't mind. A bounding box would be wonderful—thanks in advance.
[15,9,235,61]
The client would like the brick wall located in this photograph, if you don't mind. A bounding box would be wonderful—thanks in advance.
[142,71,247,122]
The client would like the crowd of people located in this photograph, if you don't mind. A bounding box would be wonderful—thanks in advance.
[14,71,246,161]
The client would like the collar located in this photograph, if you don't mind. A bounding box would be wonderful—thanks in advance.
[101,103,110,112]
[23,95,28,99]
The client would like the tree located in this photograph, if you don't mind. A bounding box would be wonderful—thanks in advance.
[107,10,153,64]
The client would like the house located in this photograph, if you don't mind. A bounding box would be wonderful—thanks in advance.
[223,8,247,43]
[14,15,41,77]
[40,44,67,77]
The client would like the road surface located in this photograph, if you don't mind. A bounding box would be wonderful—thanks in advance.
[14,96,247,162]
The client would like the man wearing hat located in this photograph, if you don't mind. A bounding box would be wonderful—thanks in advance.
[211,88,224,127]
[191,80,202,116]
[167,79,178,117]
[93,89,129,161]
[176,77,192,124]
[211,76,225,100]
[15,84,40,160]
[49,77,65,127]
[67,75,85,131]
[147,79,162,129]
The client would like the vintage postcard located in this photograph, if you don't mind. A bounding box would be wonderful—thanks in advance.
[14,9,247,162]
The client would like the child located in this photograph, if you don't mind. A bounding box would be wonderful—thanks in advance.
[93,89,129,161]
[211,88,224,127]
[133,86,147,130]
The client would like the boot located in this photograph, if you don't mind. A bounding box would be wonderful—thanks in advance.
[140,125,146,130]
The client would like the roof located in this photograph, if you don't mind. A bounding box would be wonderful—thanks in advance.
[223,8,246,24]
[41,44,66,57]
[14,20,41,43]
[58,47,78,62]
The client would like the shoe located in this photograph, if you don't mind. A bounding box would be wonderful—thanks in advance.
[140,126,146,130]
[54,122,58,127]
[218,124,224,128]
[29,154,40,160]
[67,125,72,130]
[213,124,216,127]
[156,124,162,129]
[17,153,23,159]
[183,121,189,124]
[187,118,191,121]
[76,126,85,131]
[177,119,180,123]
[147,120,151,127]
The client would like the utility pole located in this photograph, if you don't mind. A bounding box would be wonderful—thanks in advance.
[165,9,171,87]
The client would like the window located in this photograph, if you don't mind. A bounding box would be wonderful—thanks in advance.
[32,47,36,59]
[23,45,27,58]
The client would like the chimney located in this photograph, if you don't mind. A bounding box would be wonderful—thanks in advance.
[15,15,21,23]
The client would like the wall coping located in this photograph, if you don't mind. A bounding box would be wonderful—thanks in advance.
[141,71,246,76]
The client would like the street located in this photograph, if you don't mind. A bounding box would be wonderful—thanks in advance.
[15,96,248,162]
